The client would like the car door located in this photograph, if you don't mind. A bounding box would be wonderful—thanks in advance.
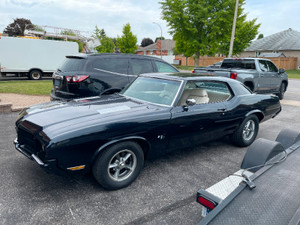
[257,60,274,92]
[265,60,281,91]
[167,81,234,151]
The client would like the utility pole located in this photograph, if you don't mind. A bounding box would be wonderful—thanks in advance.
[228,0,239,58]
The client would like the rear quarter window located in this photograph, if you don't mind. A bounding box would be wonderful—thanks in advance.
[59,58,87,72]
[154,61,178,72]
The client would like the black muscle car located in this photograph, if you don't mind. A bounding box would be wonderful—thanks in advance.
[14,73,281,190]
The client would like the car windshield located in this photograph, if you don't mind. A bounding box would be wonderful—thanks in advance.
[120,77,181,106]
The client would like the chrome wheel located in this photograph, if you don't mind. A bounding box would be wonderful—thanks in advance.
[243,120,255,141]
[108,149,137,182]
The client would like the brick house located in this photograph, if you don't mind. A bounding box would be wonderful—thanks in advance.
[136,39,175,56]
[240,28,300,69]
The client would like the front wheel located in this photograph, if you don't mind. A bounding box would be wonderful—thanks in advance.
[92,141,144,190]
[231,115,259,147]
[277,83,286,100]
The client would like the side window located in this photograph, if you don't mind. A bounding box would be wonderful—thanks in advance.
[259,60,268,72]
[154,61,178,72]
[178,81,232,106]
[266,61,278,72]
[130,59,154,75]
[92,58,128,74]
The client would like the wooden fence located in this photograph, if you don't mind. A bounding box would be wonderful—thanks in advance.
[175,56,298,70]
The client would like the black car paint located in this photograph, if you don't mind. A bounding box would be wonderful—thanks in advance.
[15,74,281,175]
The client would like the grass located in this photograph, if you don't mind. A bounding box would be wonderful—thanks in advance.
[0,80,52,95]
[286,70,300,79]
[174,65,195,71]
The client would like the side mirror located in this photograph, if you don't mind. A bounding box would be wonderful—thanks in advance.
[279,68,285,74]
[186,98,196,106]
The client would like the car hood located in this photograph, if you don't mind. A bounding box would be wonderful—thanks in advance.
[17,94,170,140]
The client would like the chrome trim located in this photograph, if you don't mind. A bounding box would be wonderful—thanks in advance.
[32,154,45,166]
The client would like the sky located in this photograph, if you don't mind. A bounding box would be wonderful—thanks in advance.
[0,0,300,44]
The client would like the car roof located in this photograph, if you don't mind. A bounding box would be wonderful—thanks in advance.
[140,72,239,83]
[66,53,169,62]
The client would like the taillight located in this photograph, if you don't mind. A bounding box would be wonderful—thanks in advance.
[196,190,221,211]
[197,196,217,210]
[66,76,72,82]
[230,72,237,79]
[66,75,89,83]
[72,75,89,83]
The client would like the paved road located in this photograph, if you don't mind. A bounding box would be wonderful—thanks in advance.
[0,80,299,225]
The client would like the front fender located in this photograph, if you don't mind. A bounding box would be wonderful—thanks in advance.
[90,136,150,165]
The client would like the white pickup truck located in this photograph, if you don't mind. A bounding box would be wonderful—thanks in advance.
[0,36,78,80]
[193,58,289,99]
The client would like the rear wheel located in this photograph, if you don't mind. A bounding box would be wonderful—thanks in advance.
[29,70,42,80]
[231,115,259,147]
[92,141,144,190]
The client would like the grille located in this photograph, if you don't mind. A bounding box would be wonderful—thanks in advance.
[17,127,43,157]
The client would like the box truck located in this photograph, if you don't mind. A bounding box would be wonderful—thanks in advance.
[0,36,78,80]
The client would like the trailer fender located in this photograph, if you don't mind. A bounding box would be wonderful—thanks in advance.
[241,138,285,172]
[275,129,300,150]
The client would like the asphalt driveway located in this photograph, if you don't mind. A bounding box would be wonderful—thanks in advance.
[0,79,300,225]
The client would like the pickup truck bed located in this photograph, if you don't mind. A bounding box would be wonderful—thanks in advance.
[198,140,300,225]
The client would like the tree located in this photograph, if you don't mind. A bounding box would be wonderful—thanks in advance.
[257,34,264,39]
[3,18,34,36]
[155,37,165,42]
[92,25,106,40]
[92,26,115,53]
[117,23,138,53]
[160,0,260,65]
[96,36,115,53]
[141,38,154,47]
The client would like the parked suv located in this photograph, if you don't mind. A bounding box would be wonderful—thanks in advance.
[50,53,179,100]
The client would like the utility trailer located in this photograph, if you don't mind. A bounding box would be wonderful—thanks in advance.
[0,36,78,80]
[196,129,300,225]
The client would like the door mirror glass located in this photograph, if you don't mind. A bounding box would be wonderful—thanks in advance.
[279,68,285,74]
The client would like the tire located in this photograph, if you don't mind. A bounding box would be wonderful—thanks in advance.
[92,141,144,190]
[277,83,286,100]
[231,115,259,147]
[29,70,42,80]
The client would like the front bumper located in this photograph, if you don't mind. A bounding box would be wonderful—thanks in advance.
[14,138,60,173]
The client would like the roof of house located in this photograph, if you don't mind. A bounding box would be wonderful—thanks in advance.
[259,52,286,57]
[137,39,175,51]
[245,28,300,51]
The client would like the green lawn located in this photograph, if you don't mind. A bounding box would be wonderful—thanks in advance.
[174,65,195,71]
[286,70,300,79]
[0,80,52,95]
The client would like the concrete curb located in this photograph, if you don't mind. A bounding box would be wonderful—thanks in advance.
[0,102,13,113]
